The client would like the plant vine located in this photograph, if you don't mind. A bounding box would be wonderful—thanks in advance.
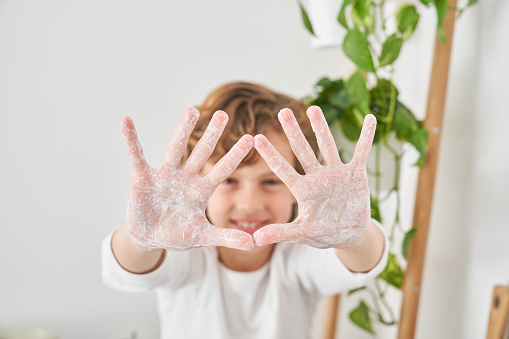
[299,0,476,333]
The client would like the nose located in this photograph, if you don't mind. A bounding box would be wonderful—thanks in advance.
[235,183,264,214]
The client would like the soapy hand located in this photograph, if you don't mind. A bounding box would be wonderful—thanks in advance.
[121,108,255,251]
[253,106,376,249]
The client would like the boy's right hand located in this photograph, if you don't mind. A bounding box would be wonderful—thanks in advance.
[121,108,255,251]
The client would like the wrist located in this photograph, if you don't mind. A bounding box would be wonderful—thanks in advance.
[334,215,371,249]
[335,220,385,273]
[111,220,166,274]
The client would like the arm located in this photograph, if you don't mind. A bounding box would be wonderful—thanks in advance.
[335,220,385,273]
[111,219,166,274]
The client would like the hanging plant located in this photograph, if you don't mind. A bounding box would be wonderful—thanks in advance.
[299,0,476,333]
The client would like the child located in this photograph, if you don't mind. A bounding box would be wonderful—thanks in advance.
[102,82,388,339]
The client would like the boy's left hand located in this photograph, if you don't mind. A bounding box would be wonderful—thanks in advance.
[253,106,376,249]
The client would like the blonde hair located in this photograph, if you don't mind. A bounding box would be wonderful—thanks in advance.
[183,82,318,175]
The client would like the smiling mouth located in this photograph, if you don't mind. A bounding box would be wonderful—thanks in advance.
[230,220,269,235]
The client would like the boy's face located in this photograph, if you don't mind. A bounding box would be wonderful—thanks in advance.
[205,129,297,237]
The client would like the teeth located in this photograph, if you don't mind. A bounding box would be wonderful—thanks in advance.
[236,221,259,228]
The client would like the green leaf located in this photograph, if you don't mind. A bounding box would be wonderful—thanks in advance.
[348,286,367,296]
[379,253,404,289]
[316,77,333,90]
[321,104,341,124]
[410,127,428,167]
[338,0,354,28]
[437,25,446,43]
[352,0,374,32]
[402,228,418,260]
[308,95,325,108]
[330,87,350,109]
[343,29,376,72]
[392,102,420,141]
[370,196,381,223]
[468,0,478,6]
[419,0,434,6]
[435,0,448,43]
[299,2,315,36]
[379,34,403,67]
[339,109,362,141]
[396,5,420,40]
[370,79,398,117]
[373,78,399,99]
[345,71,370,115]
[435,0,448,26]
[349,300,375,334]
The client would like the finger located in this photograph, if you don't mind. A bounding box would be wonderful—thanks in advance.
[351,114,377,165]
[253,223,303,246]
[181,111,229,176]
[205,134,254,189]
[278,108,320,173]
[306,106,342,166]
[253,134,301,188]
[162,107,200,171]
[120,117,149,172]
[202,224,255,251]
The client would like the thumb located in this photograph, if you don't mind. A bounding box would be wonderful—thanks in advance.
[202,224,256,251]
[253,222,303,246]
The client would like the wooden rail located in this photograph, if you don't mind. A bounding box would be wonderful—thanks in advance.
[397,0,458,337]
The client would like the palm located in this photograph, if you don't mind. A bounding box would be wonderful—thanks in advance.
[291,162,370,248]
[253,106,374,249]
[122,108,255,251]
[127,167,206,249]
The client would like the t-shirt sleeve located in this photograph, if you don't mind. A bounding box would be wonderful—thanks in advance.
[281,219,389,296]
[101,231,196,292]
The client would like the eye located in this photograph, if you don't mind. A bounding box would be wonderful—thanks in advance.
[222,178,236,185]
[263,179,281,186]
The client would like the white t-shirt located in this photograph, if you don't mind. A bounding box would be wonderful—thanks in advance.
[102,222,388,339]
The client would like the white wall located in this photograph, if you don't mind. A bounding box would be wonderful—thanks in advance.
[459,0,509,337]
[0,1,507,339]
